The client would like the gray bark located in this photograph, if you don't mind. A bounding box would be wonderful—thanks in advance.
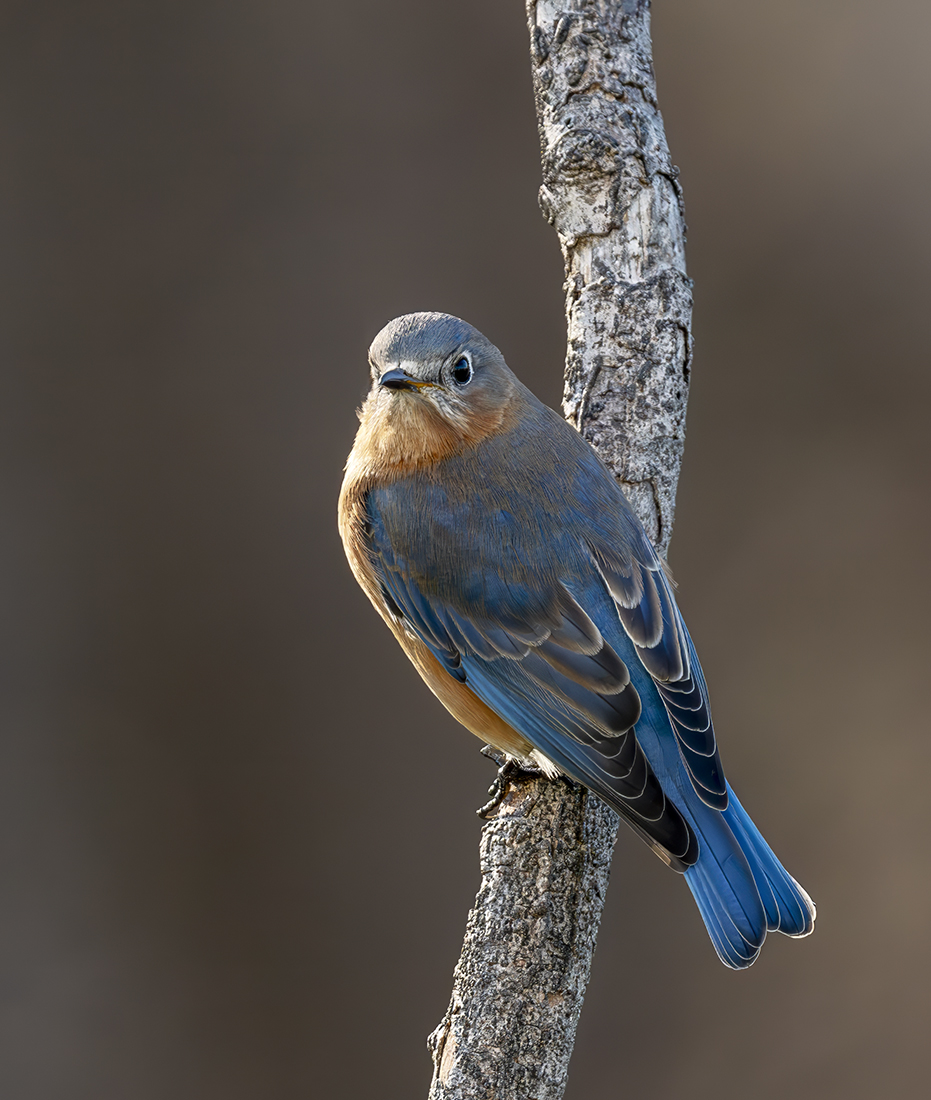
[427,2,692,1097]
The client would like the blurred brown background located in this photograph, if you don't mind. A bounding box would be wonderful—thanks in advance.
[1,1,929,1096]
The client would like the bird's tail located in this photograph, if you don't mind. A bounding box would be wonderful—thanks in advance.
[683,785,816,969]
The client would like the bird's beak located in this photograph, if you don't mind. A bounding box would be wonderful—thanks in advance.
[378,368,431,392]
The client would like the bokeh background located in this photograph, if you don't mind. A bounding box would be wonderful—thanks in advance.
[2,1,929,1096]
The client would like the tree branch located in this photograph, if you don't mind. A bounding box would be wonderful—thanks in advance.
[427,2,691,1096]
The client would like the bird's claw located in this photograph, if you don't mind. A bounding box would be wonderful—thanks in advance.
[476,751,543,818]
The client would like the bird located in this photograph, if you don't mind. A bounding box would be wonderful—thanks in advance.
[338,311,815,968]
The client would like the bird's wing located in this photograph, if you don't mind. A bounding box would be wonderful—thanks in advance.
[365,491,698,869]
[588,537,727,810]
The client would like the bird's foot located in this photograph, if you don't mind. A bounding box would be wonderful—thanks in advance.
[476,747,543,818]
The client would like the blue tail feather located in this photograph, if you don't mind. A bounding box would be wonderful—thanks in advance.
[722,786,816,938]
[682,808,767,969]
[686,862,762,968]
[681,784,815,968]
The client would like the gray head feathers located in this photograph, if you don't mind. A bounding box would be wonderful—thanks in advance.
[368,312,504,380]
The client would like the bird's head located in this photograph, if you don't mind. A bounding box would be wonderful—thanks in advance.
[350,312,521,477]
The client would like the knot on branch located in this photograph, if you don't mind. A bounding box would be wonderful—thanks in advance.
[539,126,625,241]
[545,127,618,183]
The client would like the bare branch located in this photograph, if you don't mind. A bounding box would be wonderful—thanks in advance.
[428,2,691,1096]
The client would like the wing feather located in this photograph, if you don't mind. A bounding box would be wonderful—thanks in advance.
[592,544,728,809]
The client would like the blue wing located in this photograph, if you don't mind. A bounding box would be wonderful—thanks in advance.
[366,487,699,869]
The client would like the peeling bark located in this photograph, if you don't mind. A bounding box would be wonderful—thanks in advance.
[428,3,691,1096]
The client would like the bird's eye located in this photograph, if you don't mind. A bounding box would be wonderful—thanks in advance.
[451,356,473,386]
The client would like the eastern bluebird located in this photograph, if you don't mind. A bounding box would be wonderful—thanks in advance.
[338,311,815,968]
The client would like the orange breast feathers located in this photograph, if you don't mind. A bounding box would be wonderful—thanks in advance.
[337,475,535,761]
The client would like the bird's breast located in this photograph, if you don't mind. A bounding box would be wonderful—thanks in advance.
[338,472,535,759]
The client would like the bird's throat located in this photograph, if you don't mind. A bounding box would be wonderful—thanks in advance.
[345,389,512,486]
